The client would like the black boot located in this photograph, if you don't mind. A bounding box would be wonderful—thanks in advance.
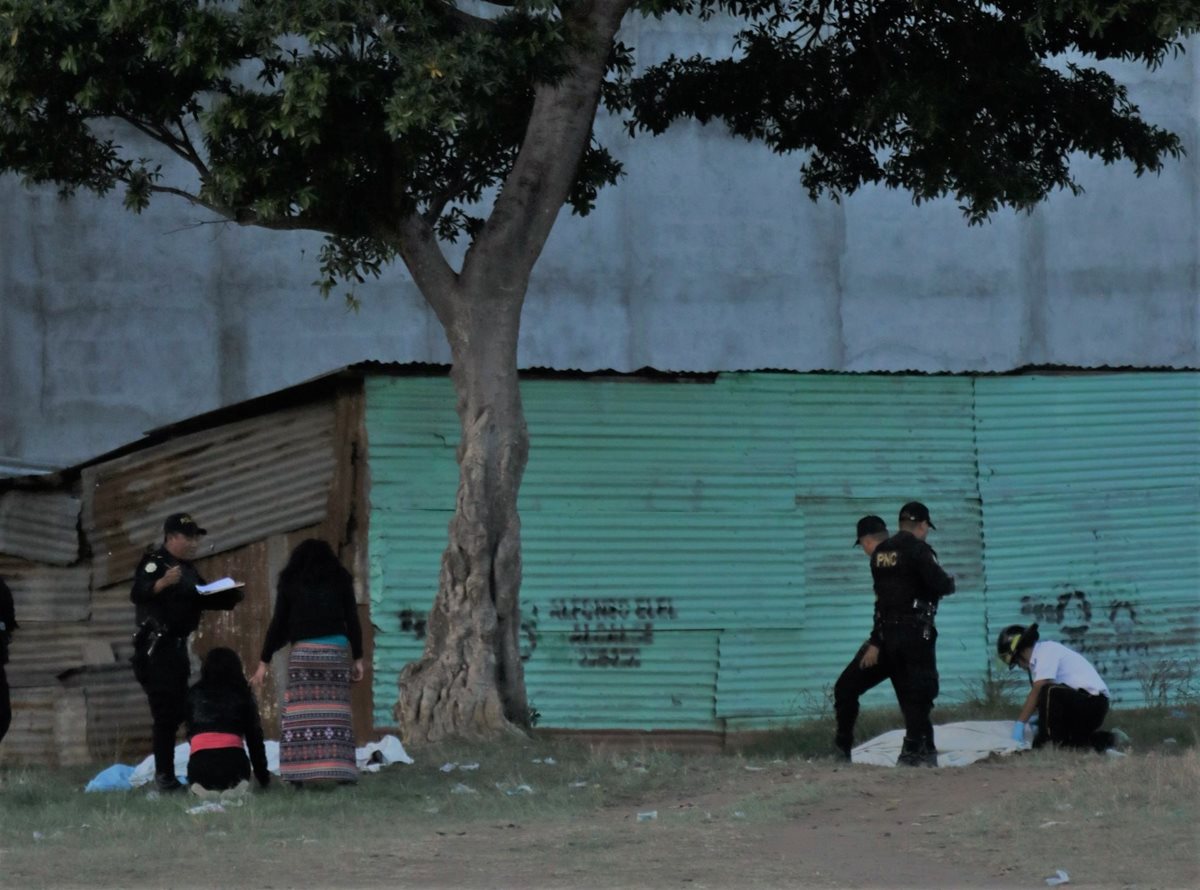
[833,733,853,762]
[897,735,937,767]
[155,773,185,792]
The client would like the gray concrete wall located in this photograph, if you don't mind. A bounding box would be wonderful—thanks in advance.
[2,22,1197,467]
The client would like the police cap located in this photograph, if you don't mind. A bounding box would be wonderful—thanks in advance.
[163,512,207,537]
[899,501,936,529]
[854,515,888,546]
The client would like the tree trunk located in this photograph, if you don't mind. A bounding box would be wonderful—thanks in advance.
[395,283,531,744]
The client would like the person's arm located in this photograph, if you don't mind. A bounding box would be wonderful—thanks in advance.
[1010,677,1052,741]
[1016,680,1051,724]
[0,577,16,634]
[859,643,880,669]
[343,582,365,680]
[130,556,176,605]
[251,586,290,687]
[914,544,956,599]
[244,694,271,788]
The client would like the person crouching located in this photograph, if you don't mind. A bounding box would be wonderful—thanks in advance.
[997,623,1118,753]
[185,647,271,798]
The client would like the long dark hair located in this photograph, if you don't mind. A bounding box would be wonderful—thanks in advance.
[277,538,352,601]
[199,646,250,693]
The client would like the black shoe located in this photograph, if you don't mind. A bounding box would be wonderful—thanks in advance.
[155,775,185,792]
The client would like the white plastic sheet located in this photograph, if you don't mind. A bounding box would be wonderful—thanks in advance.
[851,720,1026,768]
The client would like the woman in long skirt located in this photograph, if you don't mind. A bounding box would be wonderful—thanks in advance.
[251,539,363,784]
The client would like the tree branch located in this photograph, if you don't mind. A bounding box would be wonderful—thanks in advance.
[394,212,460,326]
[465,0,633,284]
[115,113,202,175]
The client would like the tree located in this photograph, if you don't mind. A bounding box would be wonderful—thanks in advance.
[1,0,1196,743]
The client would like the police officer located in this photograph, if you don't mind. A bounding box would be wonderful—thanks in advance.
[130,513,243,791]
[1,574,17,745]
[869,501,955,766]
[832,515,891,760]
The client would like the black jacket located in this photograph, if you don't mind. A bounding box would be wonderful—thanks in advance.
[260,575,363,663]
[0,575,17,666]
[129,546,242,637]
[868,531,955,645]
[185,679,271,787]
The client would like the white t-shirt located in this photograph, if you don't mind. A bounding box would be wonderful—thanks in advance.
[1029,640,1109,697]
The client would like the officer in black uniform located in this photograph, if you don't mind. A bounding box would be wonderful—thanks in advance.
[832,515,891,760]
[130,513,243,790]
[1,574,17,745]
[869,501,955,766]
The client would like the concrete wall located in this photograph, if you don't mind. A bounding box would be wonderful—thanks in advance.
[2,21,1197,467]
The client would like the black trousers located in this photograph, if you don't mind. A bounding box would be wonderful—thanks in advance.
[135,640,190,780]
[879,622,940,756]
[833,642,898,749]
[0,664,11,744]
[188,747,252,790]
[1033,683,1114,752]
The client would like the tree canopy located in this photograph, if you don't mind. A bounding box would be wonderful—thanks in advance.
[2,1,1195,291]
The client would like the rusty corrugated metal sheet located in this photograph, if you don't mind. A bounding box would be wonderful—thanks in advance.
[61,664,153,761]
[0,489,80,565]
[82,401,338,588]
[0,556,91,622]
[4,621,122,688]
[0,687,57,766]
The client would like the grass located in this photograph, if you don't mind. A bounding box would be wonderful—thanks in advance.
[2,706,1197,888]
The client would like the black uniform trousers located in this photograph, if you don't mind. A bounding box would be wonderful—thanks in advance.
[1033,683,1114,752]
[0,664,11,744]
[878,620,939,761]
[833,642,899,752]
[135,638,191,781]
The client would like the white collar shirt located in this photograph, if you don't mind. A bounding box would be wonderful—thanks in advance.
[1029,640,1109,697]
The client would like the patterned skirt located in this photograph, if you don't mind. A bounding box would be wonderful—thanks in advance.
[280,642,358,783]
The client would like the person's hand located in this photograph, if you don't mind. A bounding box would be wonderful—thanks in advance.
[1011,721,1026,743]
[859,644,880,669]
[154,565,182,592]
[249,662,268,689]
[351,659,364,682]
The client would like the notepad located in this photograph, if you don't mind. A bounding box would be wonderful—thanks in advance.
[196,577,244,595]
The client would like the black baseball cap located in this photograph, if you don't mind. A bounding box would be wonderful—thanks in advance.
[899,501,936,529]
[854,515,888,546]
[164,512,207,537]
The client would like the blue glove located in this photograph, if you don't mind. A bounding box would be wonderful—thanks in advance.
[1011,721,1026,743]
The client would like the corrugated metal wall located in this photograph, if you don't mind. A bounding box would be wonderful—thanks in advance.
[2,390,369,765]
[976,373,1200,705]
[82,402,339,588]
[366,373,1005,731]
[0,490,80,564]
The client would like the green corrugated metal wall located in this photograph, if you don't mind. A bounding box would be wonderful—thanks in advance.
[366,372,1199,731]
[976,373,1200,705]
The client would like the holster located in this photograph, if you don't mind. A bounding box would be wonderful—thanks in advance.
[131,617,169,682]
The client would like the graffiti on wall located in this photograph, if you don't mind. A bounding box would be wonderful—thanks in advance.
[1018,589,1154,683]
[549,596,679,668]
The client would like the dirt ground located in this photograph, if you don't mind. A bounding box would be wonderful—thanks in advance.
[3,750,1197,889]
[375,758,1197,890]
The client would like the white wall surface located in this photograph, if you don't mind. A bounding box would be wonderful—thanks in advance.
[1,23,1197,466]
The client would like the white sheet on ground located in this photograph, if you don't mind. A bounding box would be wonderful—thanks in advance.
[126,734,412,788]
[852,720,1027,768]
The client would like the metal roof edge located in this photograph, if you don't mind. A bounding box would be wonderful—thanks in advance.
[4,361,1193,491]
